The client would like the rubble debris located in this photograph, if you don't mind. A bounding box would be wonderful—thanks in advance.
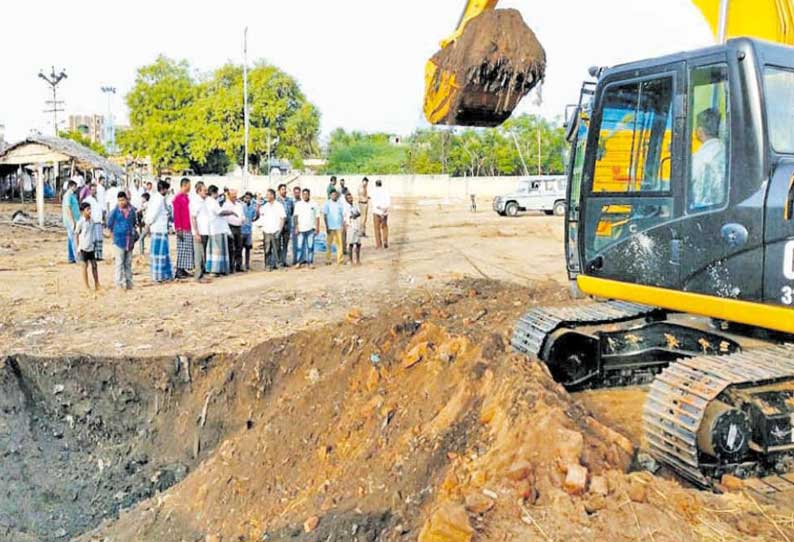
[418,503,474,542]
[464,492,494,514]
[303,516,319,533]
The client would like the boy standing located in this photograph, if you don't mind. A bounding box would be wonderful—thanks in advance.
[344,192,363,265]
[75,202,100,291]
[241,192,258,271]
[323,189,345,265]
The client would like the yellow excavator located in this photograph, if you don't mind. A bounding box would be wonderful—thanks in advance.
[428,1,794,491]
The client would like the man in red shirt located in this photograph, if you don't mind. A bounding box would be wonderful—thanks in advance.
[173,178,194,279]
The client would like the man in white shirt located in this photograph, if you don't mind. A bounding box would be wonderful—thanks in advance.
[204,185,233,276]
[105,181,119,215]
[222,189,246,273]
[22,170,33,201]
[691,108,727,210]
[190,181,211,282]
[130,178,144,209]
[254,188,286,271]
[83,183,105,260]
[71,172,85,189]
[144,180,173,283]
[293,188,320,268]
[370,180,391,249]
[96,177,107,221]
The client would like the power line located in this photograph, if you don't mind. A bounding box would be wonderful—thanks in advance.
[38,66,68,136]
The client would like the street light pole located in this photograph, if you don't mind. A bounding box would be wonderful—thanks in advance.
[266,128,280,189]
[38,66,67,136]
[242,27,250,191]
[101,86,117,153]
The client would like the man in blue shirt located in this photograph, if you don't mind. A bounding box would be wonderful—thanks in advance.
[106,191,139,289]
[323,189,345,265]
[276,184,295,267]
[61,180,80,263]
[241,192,258,271]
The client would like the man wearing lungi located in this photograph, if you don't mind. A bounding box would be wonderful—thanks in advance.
[144,180,174,283]
[172,178,194,279]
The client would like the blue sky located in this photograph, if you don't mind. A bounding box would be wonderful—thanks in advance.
[0,0,715,142]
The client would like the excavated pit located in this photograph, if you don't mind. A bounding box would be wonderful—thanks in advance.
[4,279,792,542]
[0,351,265,542]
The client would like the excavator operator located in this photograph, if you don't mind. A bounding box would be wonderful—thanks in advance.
[691,108,727,209]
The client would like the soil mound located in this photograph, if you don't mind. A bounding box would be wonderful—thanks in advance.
[429,9,546,126]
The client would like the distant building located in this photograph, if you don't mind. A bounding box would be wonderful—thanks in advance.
[67,114,105,144]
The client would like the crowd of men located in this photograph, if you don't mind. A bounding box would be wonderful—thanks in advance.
[61,175,392,290]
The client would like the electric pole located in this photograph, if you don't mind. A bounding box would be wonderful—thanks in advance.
[242,27,250,191]
[39,66,67,136]
[101,86,117,153]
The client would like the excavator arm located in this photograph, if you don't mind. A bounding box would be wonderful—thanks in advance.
[693,0,794,45]
[439,0,499,49]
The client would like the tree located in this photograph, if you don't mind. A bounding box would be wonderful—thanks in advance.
[502,114,568,176]
[401,114,568,176]
[118,56,195,173]
[323,130,406,174]
[59,130,108,157]
[119,56,321,175]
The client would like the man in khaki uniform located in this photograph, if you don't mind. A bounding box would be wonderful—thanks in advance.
[358,177,370,237]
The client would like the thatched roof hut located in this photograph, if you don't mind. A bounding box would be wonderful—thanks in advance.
[0,134,123,178]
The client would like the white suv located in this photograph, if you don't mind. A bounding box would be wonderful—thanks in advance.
[493,176,567,217]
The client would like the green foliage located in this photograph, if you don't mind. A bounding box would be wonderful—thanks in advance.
[324,130,406,174]
[119,56,321,175]
[58,130,108,157]
[324,115,568,176]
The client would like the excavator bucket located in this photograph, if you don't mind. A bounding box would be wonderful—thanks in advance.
[423,8,546,127]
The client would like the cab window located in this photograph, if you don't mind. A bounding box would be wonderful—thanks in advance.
[763,66,794,153]
[592,77,674,194]
[585,75,675,261]
[688,64,730,211]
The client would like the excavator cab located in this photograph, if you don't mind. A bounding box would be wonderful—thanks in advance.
[566,38,794,325]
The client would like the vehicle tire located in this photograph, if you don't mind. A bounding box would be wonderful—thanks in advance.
[505,202,519,217]
[553,201,566,217]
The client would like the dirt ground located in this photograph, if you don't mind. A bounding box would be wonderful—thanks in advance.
[2,199,794,542]
[0,199,564,359]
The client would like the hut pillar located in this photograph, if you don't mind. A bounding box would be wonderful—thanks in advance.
[37,163,44,228]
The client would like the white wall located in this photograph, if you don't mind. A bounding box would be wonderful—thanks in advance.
[178,174,532,201]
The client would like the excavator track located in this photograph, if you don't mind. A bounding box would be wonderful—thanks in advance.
[644,344,794,488]
[511,300,660,358]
